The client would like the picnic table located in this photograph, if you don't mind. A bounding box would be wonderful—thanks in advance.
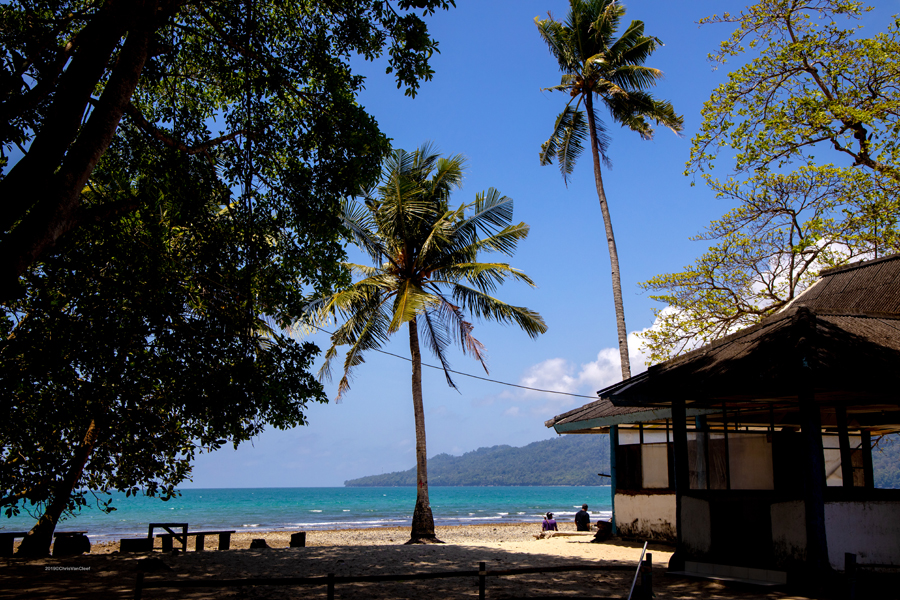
[53,531,90,556]
[119,523,235,553]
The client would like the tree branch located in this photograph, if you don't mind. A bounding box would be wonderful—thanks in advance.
[122,102,251,155]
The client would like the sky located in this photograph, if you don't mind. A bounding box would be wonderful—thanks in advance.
[186,0,899,488]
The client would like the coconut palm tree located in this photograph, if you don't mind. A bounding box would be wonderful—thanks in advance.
[306,145,547,543]
[536,0,683,379]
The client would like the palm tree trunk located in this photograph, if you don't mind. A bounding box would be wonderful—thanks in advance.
[406,318,442,543]
[16,418,101,557]
[585,93,631,380]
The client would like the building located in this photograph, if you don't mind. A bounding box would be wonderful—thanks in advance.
[546,254,900,584]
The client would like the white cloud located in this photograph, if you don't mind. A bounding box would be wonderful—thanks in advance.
[511,326,655,419]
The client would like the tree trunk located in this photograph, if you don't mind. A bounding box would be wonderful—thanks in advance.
[0,1,164,295]
[584,93,631,380]
[405,318,442,544]
[16,419,101,557]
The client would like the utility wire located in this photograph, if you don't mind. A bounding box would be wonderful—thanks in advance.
[306,324,598,400]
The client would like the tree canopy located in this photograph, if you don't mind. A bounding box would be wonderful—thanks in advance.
[0,0,455,295]
[688,0,900,182]
[640,0,900,363]
[0,0,456,555]
[2,144,330,555]
[640,167,900,362]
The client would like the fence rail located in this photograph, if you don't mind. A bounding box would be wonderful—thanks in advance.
[134,561,636,600]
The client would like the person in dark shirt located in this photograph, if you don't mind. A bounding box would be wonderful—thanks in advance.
[574,504,591,531]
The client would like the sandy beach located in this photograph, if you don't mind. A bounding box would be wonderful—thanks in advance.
[1,522,816,599]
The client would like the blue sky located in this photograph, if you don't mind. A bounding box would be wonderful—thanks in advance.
[187,0,899,487]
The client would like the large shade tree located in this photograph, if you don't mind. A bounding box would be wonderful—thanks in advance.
[2,143,327,557]
[536,0,682,379]
[1,0,454,556]
[307,146,547,543]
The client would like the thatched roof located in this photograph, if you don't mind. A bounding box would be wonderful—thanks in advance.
[781,253,900,315]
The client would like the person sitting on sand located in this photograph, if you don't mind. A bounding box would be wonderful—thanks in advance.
[574,504,591,531]
[542,512,558,532]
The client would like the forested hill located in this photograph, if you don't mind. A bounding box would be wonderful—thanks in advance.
[345,432,900,488]
[344,435,611,487]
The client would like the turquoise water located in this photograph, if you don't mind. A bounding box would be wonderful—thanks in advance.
[1,487,611,541]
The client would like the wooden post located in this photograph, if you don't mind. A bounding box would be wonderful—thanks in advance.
[195,534,205,552]
[671,398,689,571]
[479,561,486,600]
[845,552,857,600]
[218,532,231,551]
[795,307,830,579]
[610,425,618,535]
[837,405,854,488]
[722,404,731,490]
[641,553,653,600]
[327,573,335,600]
[133,572,144,600]
[695,416,708,490]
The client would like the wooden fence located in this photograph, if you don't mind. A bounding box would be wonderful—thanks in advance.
[134,561,639,600]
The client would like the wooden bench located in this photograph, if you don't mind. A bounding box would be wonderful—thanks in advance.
[156,530,235,551]
[0,532,29,557]
[156,529,235,552]
[0,531,90,556]
[52,531,90,556]
[119,537,153,553]
[144,522,235,552]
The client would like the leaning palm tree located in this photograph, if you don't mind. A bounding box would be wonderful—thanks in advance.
[306,145,547,543]
[536,0,682,379]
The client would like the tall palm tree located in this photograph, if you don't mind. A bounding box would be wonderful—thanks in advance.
[536,0,682,379]
[307,145,547,543]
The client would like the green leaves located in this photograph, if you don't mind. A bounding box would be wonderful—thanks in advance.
[306,145,546,398]
[540,106,590,185]
[689,0,900,181]
[1,147,329,518]
[640,167,900,363]
[651,0,900,363]
[537,0,683,182]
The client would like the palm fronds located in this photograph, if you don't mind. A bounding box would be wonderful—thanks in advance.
[537,0,683,172]
[304,146,545,398]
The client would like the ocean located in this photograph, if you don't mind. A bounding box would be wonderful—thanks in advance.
[1,486,612,542]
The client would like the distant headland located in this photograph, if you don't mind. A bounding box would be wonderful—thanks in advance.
[344,435,611,487]
[345,432,900,488]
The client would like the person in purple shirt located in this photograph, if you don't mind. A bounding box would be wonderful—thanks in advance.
[542,512,558,531]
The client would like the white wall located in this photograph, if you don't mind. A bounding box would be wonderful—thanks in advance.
[681,496,711,554]
[825,501,900,569]
[771,500,807,565]
[615,493,676,541]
